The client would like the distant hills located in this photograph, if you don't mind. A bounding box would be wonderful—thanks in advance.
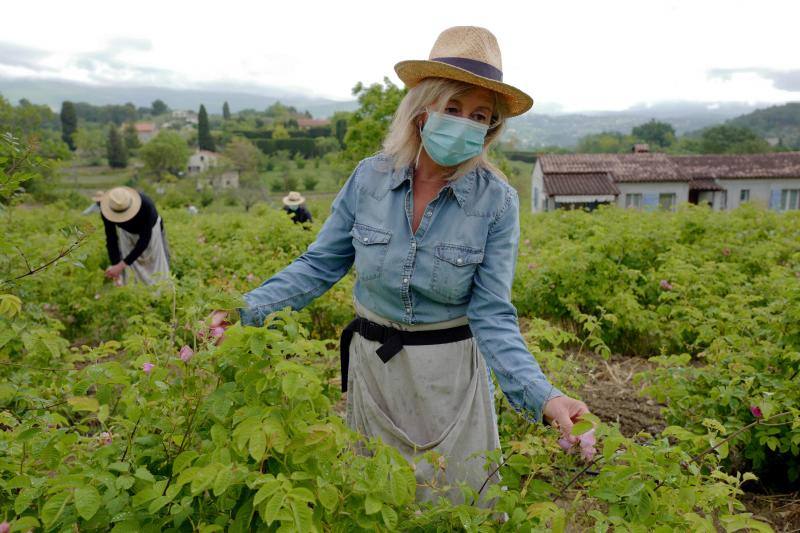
[2,76,797,149]
[0,77,358,118]
[504,101,782,149]
[726,102,800,148]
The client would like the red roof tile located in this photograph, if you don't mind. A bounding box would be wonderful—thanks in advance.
[539,153,688,182]
[673,153,800,179]
[542,172,620,196]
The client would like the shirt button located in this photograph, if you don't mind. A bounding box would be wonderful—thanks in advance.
[405,307,411,313]
[363,237,369,243]
[425,210,432,217]
[411,242,416,248]
[403,278,409,284]
[456,258,463,264]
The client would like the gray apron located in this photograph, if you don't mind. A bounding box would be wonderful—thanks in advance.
[346,298,501,505]
[117,216,171,286]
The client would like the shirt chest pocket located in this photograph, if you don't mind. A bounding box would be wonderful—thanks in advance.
[351,223,392,281]
[431,243,484,303]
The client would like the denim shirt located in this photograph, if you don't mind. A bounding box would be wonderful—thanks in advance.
[239,154,563,420]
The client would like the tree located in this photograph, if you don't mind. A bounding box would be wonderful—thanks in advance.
[700,125,771,154]
[330,111,351,147]
[342,78,406,164]
[1,132,46,204]
[106,125,128,168]
[151,99,169,116]
[140,131,190,179]
[60,101,78,151]
[576,132,635,153]
[272,124,290,140]
[223,101,231,120]
[123,122,141,151]
[197,104,215,151]
[74,127,106,165]
[632,119,676,148]
[223,136,261,172]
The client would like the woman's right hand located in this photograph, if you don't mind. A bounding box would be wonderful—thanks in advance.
[201,310,231,345]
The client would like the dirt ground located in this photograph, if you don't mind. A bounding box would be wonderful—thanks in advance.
[576,351,800,531]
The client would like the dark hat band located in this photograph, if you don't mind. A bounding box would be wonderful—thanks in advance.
[431,56,503,82]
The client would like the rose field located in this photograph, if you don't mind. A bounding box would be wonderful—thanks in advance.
[0,200,799,532]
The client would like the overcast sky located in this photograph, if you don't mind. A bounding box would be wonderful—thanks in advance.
[2,0,799,112]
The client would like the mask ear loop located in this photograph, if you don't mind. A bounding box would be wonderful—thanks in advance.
[414,113,426,171]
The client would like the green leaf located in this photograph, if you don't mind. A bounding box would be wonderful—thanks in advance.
[571,420,594,436]
[261,491,285,525]
[68,396,99,412]
[75,485,102,521]
[248,429,267,461]
[9,516,40,532]
[41,492,70,527]
[317,484,338,511]
[253,478,281,506]
[172,450,198,474]
[364,495,382,515]
[213,467,233,496]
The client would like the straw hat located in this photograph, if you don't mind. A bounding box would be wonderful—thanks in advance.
[282,191,305,207]
[91,190,105,202]
[100,187,142,223]
[394,26,533,117]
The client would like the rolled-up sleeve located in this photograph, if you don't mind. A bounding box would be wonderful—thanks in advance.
[238,162,361,326]
[466,188,563,421]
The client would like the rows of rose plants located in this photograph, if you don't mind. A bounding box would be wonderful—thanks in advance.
[0,201,788,530]
[515,204,800,487]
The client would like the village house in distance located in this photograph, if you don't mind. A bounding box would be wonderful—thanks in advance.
[531,146,800,212]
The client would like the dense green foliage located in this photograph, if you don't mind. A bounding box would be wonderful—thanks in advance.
[728,102,800,149]
[106,126,128,169]
[0,199,791,531]
[515,204,800,484]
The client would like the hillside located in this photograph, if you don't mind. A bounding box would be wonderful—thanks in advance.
[726,102,800,148]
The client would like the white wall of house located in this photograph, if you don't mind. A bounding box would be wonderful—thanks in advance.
[615,182,689,210]
[531,162,545,213]
[717,178,800,210]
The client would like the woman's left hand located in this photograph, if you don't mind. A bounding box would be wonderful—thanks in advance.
[543,395,591,442]
[105,261,126,279]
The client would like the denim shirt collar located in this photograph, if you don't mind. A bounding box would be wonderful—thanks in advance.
[389,164,477,210]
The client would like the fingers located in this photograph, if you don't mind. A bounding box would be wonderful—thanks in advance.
[209,310,228,327]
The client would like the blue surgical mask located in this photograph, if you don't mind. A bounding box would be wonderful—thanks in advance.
[420,111,489,167]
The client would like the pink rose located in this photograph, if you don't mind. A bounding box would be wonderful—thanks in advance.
[0,521,10,533]
[750,405,763,419]
[98,431,113,446]
[142,362,154,374]
[578,428,596,448]
[557,437,574,452]
[580,444,597,461]
[179,345,194,362]
[246,273,256,283]
[659,279,673,291]
[211,326,225,338]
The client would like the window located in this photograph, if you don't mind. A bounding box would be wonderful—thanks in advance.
[781,189,800,211]
[625,193,642,208]
[533,187,539,210]
[659,193,676,211]
[740,189,750,202]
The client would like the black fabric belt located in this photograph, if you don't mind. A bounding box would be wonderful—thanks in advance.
[339,316,473,392]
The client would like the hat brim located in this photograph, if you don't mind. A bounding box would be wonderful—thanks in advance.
[282,196,305,206]
[394,59,533,117]
[100,187,142,223]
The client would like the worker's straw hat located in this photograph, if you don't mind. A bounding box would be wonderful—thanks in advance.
[100,187,142,223]
[282,191,305,206]
[394,26,533,117]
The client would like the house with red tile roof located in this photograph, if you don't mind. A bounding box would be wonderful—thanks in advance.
[531,150,800,212]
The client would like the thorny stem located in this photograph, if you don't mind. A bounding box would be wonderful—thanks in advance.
[473,451,519,505]
[121,414,142,462]
[162,395,202,496]
[1,232,91,286]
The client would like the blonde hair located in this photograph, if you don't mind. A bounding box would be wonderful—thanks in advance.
[382,78,508,180]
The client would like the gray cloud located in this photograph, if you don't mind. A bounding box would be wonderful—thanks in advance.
[708,67,800,92]
[67,37,180,85]
[0,41,54,71]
